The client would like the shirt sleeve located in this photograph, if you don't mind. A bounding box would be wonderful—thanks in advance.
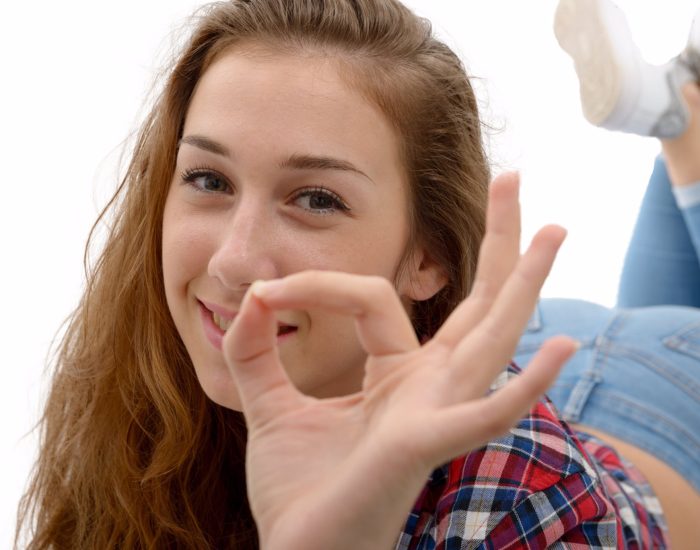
[396,400,621,549]
[395,364,624,550]
[479,469,619,548]
[430,400,620,549]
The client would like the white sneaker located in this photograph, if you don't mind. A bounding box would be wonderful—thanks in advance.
[554,0,698,138]
[680,8,700,78]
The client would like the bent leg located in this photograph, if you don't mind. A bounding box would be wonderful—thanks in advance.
[678,199,700,258]
[617,156,700,308]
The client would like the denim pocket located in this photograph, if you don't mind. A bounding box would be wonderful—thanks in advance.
[663,320,700,360]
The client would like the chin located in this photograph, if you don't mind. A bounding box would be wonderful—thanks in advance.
[208,391,243,411]
[195,364,244,411]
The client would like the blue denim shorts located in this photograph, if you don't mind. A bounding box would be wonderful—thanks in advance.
[514,299,700,493]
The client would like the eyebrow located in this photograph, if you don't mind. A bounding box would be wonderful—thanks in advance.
[178,134,374,184]
[178,135,231,157]
[280,154,373,184]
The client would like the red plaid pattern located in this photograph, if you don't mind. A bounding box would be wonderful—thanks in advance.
[395,364,668,549]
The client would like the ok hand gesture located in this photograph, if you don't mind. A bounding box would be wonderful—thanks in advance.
[222,173,577,550]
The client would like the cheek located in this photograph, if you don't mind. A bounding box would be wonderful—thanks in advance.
[318,231,408,278]
[162,205,212,296]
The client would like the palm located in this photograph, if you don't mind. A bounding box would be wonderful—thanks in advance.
[222,174,576,550]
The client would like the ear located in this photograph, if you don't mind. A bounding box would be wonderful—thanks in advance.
[397,246,448,301]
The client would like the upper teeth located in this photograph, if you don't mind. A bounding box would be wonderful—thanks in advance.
[212,311,233,331]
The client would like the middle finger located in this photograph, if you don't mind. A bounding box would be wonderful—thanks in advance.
[445,224,566,400]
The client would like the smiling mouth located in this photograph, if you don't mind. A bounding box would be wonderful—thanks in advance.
[211,311,233,331]
[210,309,297,337]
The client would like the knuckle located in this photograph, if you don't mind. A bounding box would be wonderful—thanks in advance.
[366,276,395,301]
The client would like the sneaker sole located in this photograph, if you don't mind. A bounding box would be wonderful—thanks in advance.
[554,0,636,127]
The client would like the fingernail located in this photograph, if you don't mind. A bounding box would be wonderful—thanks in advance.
[250,279,283,298]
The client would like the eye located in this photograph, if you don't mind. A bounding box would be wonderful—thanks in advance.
[181,168,231,194]
[292,187,350,215]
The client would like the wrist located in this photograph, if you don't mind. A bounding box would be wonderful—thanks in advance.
[258,465,431,550]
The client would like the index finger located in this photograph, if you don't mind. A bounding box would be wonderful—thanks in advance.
[252,271,420,356]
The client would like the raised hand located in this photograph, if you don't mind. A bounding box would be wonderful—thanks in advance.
[222,172,577,550]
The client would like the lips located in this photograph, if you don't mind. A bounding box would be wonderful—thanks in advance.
[198,299,298,350]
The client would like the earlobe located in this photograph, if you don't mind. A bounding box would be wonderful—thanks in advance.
[400,250,448,301]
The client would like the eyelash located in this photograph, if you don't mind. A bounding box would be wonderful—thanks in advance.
[181,166,231,193]
[291,187,350,215]
[179,167,351,215]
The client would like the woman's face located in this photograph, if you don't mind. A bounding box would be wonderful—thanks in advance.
[162,46,443,410]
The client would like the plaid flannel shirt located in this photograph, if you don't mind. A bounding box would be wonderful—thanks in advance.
[396,364,668,549]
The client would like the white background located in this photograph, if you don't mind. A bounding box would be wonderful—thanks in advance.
[1,0,698,545]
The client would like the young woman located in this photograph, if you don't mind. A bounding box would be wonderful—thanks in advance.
[17,0,676,548]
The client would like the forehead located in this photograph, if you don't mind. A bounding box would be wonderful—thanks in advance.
[183,45,406,184]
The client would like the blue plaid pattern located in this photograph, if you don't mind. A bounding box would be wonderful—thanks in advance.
[395,364,668,549]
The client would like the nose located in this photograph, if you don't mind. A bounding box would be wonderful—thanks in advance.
[207,196,279,290]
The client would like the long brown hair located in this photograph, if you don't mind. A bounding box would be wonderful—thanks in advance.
[17,0,489,547]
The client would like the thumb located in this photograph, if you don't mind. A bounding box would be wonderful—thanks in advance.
[223,283,303,426]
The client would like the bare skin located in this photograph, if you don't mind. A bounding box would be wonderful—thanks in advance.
[650,81,700,549]
[223,175,577,550]
[577,82,700,550]
[571,425,700,549]
[661,83,700,186]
